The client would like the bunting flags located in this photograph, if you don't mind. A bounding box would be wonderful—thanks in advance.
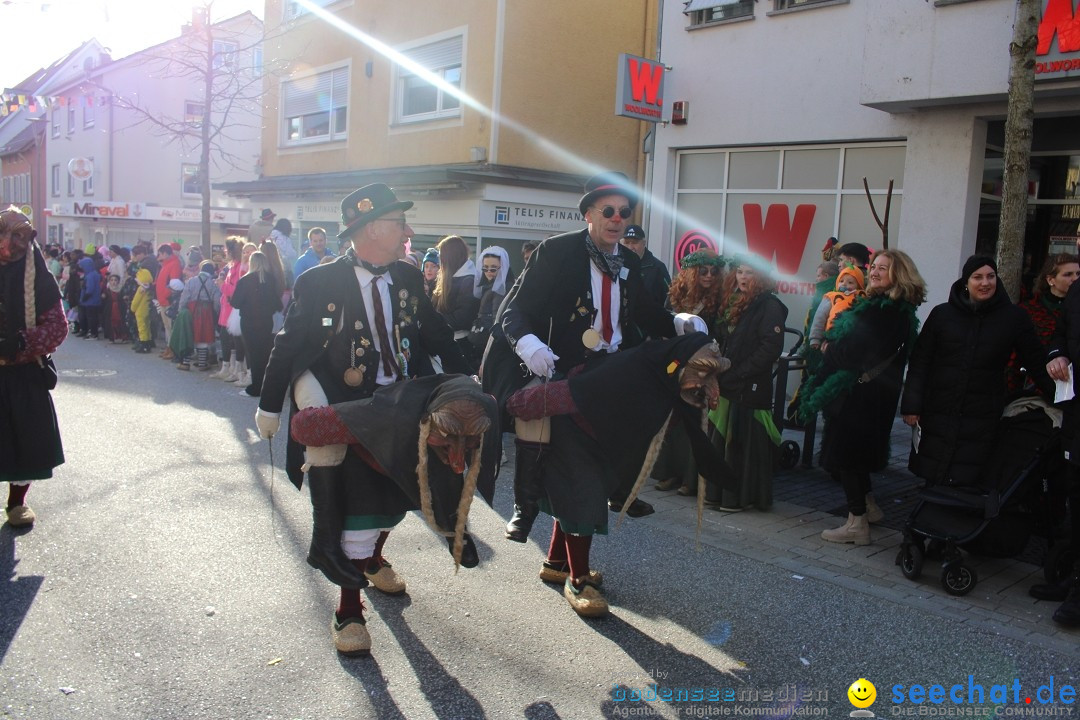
[0,92,110,117]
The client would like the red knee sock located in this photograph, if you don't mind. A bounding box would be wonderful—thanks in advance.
[546,520,567,566]
[7,484,28,510]
[564,533,593,588]
[366,531,390,573]
[337,560,368,620]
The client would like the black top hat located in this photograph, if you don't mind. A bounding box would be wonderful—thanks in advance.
[259,208,276,221]
[338,183,414,240]
[579,171,640,216]
[622,224,645,241]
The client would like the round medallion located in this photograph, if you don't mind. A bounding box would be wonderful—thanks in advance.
[355,348,365,357]
[582,328,602,349]
[343,367,364,387]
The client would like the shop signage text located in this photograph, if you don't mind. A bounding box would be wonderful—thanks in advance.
[1036,0,1080,78]
[482,201,583,233]
[52,201,243,224]
[743,203,817,275]
[615,53,665,122]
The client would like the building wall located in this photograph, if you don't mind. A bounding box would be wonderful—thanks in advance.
[650,0,1080,318]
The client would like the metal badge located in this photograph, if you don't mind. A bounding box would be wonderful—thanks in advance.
[321,317,333,327]
[356,348,365,357]
[327,303,336,312]
[343,367,364,387]
[355,320,363,331]
[582,328,601,349]
[398,289,408,300]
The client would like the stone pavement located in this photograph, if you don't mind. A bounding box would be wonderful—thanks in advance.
[630,414,1080,657]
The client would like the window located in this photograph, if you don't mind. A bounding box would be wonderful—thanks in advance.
[2,177,10,202]
[282,66,348,145]
[395,36,463,123]
[84,103,95,128]
[67,105,75,134]
[67,170,74,197]
[181,164,201,195]
[185,101,205,128]
[774,0,840,9]
[685,0,754,24]
[212,41,238,70]
[252,46,263,76]
[284,0,337,20]
[51,164,60,197]
[83,158,94,196]
[51,108,60,138]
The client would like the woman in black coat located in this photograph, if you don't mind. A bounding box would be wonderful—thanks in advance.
[706,258,788,511]
[431,235,480,372]
[901,255,1052,488]
[230,251,283,398]
[800,250,926,545]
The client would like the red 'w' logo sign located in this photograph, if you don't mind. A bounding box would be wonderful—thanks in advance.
[1038,0,1080,55]
[742,204,817,275]
[628,58,663,105]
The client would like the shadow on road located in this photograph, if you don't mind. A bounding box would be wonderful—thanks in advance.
[0,524,43,664]
[337,651,409,720]
[364,593,488,720]
[524,700,563,719]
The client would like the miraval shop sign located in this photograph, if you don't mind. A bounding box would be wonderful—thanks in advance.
[52,201,243,224]
[1036,0,1080,79]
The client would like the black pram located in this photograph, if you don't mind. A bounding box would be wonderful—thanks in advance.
[896,399,1064,596]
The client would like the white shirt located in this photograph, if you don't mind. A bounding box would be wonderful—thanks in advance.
[588,244,623,352]
[353,265,400,386]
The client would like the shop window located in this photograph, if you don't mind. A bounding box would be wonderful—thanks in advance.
[679,152,727,189]
[282,65,349,145]
[395,35,463,124]
[684,0,754,26]
[783,149,841,190]
[729,151,781,190]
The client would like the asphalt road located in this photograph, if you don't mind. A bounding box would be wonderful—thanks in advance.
[1,336,1077,720]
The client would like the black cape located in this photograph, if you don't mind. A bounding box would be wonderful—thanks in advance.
[332,375,501,532]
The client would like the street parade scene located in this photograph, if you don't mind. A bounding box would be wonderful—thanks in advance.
[2,0,1080,718]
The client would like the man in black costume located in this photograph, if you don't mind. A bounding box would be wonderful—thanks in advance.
[482,172,709,616]
[255,184,472,655]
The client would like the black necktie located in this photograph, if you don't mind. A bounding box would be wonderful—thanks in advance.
[370,275,400,377]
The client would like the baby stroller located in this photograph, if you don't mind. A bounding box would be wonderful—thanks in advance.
[896,399,1064,596]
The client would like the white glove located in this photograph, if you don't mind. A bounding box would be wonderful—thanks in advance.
[152,300,161,310]
[515,333,559,378]
[674,312,708,336]
[255,408,280,439]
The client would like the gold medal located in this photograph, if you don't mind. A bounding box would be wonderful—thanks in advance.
[344,367,364,387]
[582,328,601,349]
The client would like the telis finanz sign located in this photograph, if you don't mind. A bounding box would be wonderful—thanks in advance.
[1037,0,1080,79]
[615,53,665,122]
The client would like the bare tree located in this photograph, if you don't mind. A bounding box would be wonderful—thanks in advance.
[99,3,281,255]
[996,0,1041,300]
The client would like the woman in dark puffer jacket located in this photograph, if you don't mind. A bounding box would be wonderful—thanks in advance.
[901,255,1052,487]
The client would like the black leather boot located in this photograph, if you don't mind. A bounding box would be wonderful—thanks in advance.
[447,532,480,568]
[505,442,545,542]
[306,466,368,589]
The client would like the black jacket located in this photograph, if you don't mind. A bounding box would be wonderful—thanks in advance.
[716,292,788,410]
[436,269,481,333]
[901,278,1052,485]
[482,228,674,421]
[1047,278,1080,464]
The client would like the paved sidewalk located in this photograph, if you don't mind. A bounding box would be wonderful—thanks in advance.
[632,415,1080,657]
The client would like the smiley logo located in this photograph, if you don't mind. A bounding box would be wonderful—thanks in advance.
[847,678,876,709]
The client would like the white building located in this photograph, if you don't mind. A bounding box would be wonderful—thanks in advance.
[44,12,263,252]
[649,0,1080,320]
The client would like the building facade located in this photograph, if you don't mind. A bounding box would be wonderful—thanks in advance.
[219,0,659,264]
[650,0,1080,322]
[44,12,263,252]
[0,40,111,233]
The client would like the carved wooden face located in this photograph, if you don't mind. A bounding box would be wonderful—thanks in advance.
[678,342,729,410]
[0,209,35,265]
[425,398,491,473]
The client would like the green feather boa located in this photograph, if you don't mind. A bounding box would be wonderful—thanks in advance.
[797,294,919,422]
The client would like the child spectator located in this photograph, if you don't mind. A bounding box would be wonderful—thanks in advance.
[130,269,155,353]
[76,257,102,339]
[176,260,221,371]
[103,274,129,343]
[809,264,865,350]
